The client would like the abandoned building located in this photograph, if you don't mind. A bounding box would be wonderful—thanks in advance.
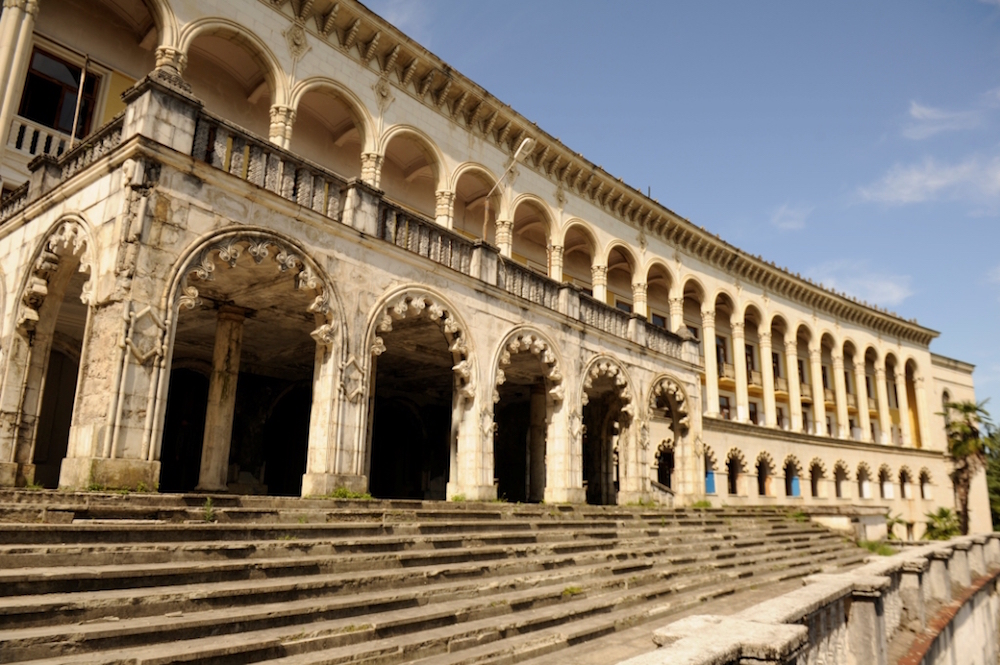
[0,0,989,537]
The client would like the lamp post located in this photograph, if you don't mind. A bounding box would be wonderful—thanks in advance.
[482,137,535,242]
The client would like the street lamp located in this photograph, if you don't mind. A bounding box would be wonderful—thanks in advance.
[482,137,535,242]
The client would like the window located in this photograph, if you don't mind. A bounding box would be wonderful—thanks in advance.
[821,365,830,390]
[615,299,632,314]
[719,396,731,420]
[716,336,728,365]
[748,402,758,425]
[825,416,832,436]
[686,325,700,341]
[865,375,873,399]
[745,344,756,373]
[772,352,782,379]
[797,359,806,385]
[650,312,667,328]
[802,409,810,433]
[776,406,785,429]
[18,49,100,138]
[844,370,852,394]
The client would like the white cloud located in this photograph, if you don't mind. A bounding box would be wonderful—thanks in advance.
[857,155,1000,206]
[769,203,812,230]
[902,101,981,140]
[807,260,914,308]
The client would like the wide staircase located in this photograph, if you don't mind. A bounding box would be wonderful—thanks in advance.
[0,491,869,665]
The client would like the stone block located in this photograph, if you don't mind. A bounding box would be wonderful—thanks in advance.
[300,472,368,497]
[58,457,160,491]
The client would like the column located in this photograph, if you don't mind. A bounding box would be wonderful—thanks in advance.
[895,368,912,446]
[195,306,246,492]
[528,385,546,502]
[854,361,872,442]
[361,152,384,189]
[785,339,802,432]
[832,353,849,439]
[495,218,513,256]
[434,190,455,229]
[914,375,929,449]
[548,244,563,282]
[631,282,647,319]
[154,46,188,75]
[591,265,608,303]
[809,345,826,436]
[731,320,749,422]
[268,105,296,148]
[702,310,719,417]
[0,0,40,158]
[759,330,777,427]
[875,361,891,444]
[668,296,684,335]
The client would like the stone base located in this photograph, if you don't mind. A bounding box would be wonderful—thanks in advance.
[300,473,368,497]
[616,490,651,506]
[59,457,161,491]
[0,462,18,487]
[446,482,497,501]
[544,486,586,504]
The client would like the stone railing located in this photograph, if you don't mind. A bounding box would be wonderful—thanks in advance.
[749,369,762,386]
[190,111,346,219]
[718,363,735,380]
[847,393,857,408]
[6,116,69,160]
[775,376,788,392]
[377,202,474,277]
[497,258,560,311]
[645,322,684,360]
[579,293,630,339]
[0,182,28,220]
[869,397,878,410]
[824,388,835,403]
[801,383,812,399]
[618,533,1000,665]
[59,114,124,180]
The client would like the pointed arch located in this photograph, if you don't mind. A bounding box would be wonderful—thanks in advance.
[647,374,690,436]
[492,327,564,404]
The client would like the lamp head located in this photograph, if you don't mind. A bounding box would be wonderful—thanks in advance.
[512,137,535,163]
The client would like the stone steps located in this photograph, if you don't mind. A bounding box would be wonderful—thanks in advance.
[0,495,867,664]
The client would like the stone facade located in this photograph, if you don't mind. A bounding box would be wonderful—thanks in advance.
[0,0,989,534]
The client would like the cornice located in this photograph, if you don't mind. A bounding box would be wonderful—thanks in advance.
[260,0,939,347]
[930,353,976,373]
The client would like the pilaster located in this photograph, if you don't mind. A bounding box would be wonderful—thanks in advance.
[702,310,719,417]
[809,346,826,435]
[832,353,849,439]
[759,330,776,427]
[785,339,802,432]
[731,320,749,422]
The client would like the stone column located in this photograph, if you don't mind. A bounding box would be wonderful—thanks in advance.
[668,296,684,335]
[434,190,455,229]
[495,218,513,257]
[875,361,891,444]
[759,330,777,427]
[832,353,849,439]
[591,265,608,303]
[731,320,749,422]
[785,339,802,432]
[547,244,563,282]
[631,282,647,319]
[528,384,546,502]
[0,0,40,159]
[809,346,826,436]
[702,310,719,417]
[361,152,384,189]
[847,580,889,665]
[854,361,872,442]
[914,375,929,449]
[895,368,912,446]
[195,306,246,492]
[268,105,296,148]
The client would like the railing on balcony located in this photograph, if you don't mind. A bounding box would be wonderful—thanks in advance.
[645,323,683,360]
[748,370,762,387]
[800,383,812,399]
[7,116,69,160]
[847,393,857,408]
[498,259,559,311]
[823,388,835,403]
[579,293,630,339]
[60,115,124,181]
[868,397,878,411]
[0,182,29,220]
[378,203,473,276]
[191,111,346,219]
[775,376,788,392]
[718,363,735,380]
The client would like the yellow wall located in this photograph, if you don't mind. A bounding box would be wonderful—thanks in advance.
[101,70,135,125]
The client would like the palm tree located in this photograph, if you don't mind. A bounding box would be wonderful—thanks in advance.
[940,400,993,535]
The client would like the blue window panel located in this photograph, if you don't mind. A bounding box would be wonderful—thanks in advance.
[791,476,801,497]
[705,470,716,494]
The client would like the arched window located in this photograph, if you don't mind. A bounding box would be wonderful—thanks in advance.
[919,470,932,500]
[784,459,800,497]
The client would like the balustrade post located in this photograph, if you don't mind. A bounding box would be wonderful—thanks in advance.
[341,178,381,236]
[120,70,203,154]
[471,241,499,287]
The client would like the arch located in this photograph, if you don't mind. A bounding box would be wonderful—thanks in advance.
[899,465,913,500]
[654,439,675,489]
[726,448,745,496]
[450,162,499,194]
[583,356,634,408]
[642,258,675,287]
[726,447,747,468]
[582,355,634,505]
[509,195,554,272]
[766,312,790,333]
[783,454,802,498]
[711,288,737,313]
[755,450,774,497]
[856,461,872,499]
[493,327,564,404]
[367,287,474,400]
[808,458,826,498]
[452,164,501,242]
[378,124,447,191]
[289,77,375,151]
[602,240,638,271]
[178,18,288,106]
[704,445,718,471]
[833,459,851,499]
[878,463,894,499]
[741,301,765,324]
[808,457,827,476]
[16,216,96,331]
[919,468,933,500]
[647,374,690,436]
[681,276,707,303]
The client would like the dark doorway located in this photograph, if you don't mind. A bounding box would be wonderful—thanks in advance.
[32,350,78,488]
[262,384,311,496]
[582,389,624,506]
[159,369,209,493]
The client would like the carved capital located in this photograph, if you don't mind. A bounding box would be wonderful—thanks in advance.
[155,46,188,75]
[701,310,715,328]
[730,321,745,336]
[784,340,797,356]
[758,331,772,346]
[591,264,608,286]
[495,218,513,247]
[361,152,384,189]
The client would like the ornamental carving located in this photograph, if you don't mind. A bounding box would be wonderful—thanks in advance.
[494,331,563,404]
[583,358,632,409]
[372,292,474,400]
[648,376,690,435]
[18,220,94,332]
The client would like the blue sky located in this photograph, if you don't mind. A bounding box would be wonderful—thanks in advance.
[364,0,1000,415]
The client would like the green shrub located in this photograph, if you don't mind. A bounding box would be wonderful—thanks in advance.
[859,540,896,556]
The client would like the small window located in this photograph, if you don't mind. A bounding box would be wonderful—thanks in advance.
[797,359,806,385]
[686,325,700,341]
[716,336,728,364]
[745,344,756,373]
[615,299,632,314]
[821,365,830,390]
[18,48,101,138]
[865,375,874,399]
[772,352,782,379]
[748,402,759,425]
[719,396,731,420]
[776,406,785,429]
[650,312,667,328]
